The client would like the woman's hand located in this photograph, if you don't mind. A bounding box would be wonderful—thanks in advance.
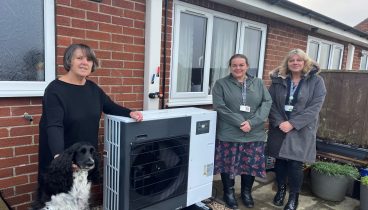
[279,121,294,133]
[130,111,143,122]
[240,121,251,133]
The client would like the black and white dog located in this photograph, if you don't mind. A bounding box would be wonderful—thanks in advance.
[33,142,99,210]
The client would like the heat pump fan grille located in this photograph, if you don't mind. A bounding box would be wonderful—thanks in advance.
[129,136,189,210]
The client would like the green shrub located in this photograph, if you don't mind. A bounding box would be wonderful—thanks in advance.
[311,161,359,179]
[362,176,368,185]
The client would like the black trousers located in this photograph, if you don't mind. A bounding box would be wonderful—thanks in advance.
[274,158,304,193]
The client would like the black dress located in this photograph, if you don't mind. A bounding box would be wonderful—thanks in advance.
[38,79,131,175]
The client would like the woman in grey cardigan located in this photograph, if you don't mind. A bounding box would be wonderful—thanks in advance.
[267,49,326,210]
[212,54,272,209]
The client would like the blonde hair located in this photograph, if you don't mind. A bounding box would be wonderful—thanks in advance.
[278,49,314,77]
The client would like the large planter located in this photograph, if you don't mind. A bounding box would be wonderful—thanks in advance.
[361,184,368,210]
[311,169,350,202]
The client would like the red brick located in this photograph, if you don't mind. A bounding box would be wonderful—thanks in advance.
[0,147,13,158]
[0,156,29,169]
[134,2,146,12]
[122,78,143,85]
[86,30,111,41]
[100,4,123,16]
[134,37,145,45]
[72,19,98,30]
[124,61,144,69]
[95,50,112,59]
[57,36,72,47]
[6,193,30,207]
[15,145,38,156]
[56,0,71,6]
[87,11,111,23]
[30,98,42,106]
[92,69,111,77]
[71,0,98,12]
[15,164,38,175]
[111,86,133,93]
[57,26,86,38]
[0,98,31,106]
[56,15,71,26]
[132,69,144,77]
[0,136,32,147]
[99,23,123,34]
[0,168,13,178]
[101,60,124,69]
[112,34,134,44]
[57,6,85,19]
[133,53,144,61]
[111,69,133,77]
[11,106,42,116]
[123,27,144,37]
[134,20,145,29]
[99,77,122,85]
[115,93,137,101]
[100,42,123,51]
[112,16,134,27]
[0,117,29,127]
[124,44,144,53]
[72,39,99,49]
[0,128,9,138]
[15,183,38,195]
[0,175,28,189]
[123,10,145,21]
[112,0,134,9]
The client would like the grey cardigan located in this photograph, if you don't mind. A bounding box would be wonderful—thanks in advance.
[212,74,272,143]
[267,66,326,163]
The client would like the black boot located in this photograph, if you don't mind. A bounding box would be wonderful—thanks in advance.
[284,193,299,210]
[221,173,238,209]
[273,184,286,206]
[241,174,255,208]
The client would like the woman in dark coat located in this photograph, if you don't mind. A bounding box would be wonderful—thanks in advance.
[267,49,326,210]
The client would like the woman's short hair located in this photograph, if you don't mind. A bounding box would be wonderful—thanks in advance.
[278,48,314,76]
[63,44,99,72]
[228,54,249,67]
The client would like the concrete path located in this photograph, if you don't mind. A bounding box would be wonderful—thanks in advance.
[210,173,360,210]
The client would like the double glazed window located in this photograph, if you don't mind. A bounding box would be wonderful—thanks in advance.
[307,36,343,70]
[360,50,368,70]
[0,0,55,97]
[169,2,267,106]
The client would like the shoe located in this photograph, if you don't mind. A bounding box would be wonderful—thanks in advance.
[273,184,286,206]
[241,174,255,208]
[221,173,238,209]
[284,193,299,210]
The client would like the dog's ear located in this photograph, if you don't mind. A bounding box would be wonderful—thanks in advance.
[45,148,75,194]
[88,150,100,184]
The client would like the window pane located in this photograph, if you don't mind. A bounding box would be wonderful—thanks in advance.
[319,43,331,69]
[243,27,262,77]
[0,0,45,81]
[308,41,319,62]
[209,17,237,94]
[361,55,368,70]
[176,12,207,92]
[331,48,342,70]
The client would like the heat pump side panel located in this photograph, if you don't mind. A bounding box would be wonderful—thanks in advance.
[103,116,121,210]
[186,111,217,206]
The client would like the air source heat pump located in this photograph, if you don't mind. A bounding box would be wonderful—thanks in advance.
[103,107,217,210]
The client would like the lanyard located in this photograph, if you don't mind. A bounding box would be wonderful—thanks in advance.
[287,78,303,105]
[241,79,247,105]
[288,82,298,104]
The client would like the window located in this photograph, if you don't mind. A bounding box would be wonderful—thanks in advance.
[307,36,343,70]
[169,2,267,106]
[360,50,368,70]
[0,0,55,97]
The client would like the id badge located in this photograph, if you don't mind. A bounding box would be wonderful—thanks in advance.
[240,105,251,112]
[284,105,294,112]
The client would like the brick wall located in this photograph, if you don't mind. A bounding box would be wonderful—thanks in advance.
[355,18,368,33]
[0,0,146,209]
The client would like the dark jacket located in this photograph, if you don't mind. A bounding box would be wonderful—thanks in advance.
[212,74,272,143]
[267,65,326,163]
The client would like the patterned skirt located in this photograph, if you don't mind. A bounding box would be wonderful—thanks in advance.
[214,140,266,178]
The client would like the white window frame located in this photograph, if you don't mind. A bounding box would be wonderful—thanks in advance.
[360,50,368,70]
[168,1,267,107]
[0,0,55,97]
[306,36,344,70]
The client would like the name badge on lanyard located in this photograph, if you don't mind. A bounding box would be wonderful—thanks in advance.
[240,79,250,112]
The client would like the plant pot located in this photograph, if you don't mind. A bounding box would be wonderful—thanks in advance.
[361,184,368,210]
[311,169,349,202]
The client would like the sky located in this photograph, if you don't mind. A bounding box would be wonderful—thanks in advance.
[288,0,368,27]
